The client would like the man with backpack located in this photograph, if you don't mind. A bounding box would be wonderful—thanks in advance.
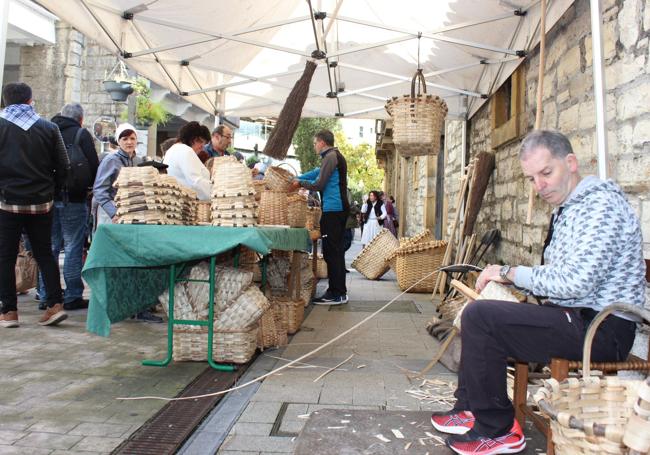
[38,103,99,311]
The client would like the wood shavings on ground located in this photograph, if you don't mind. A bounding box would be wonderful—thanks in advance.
[391,429,404,439]
[313,354,355,382]
[404,442,412,450]
[405,378,457,407]
[375,434,391,443]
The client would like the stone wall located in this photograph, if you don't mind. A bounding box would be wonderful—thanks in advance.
[404,156,428,237]
[443,0,650,266]
[19,23,122,134]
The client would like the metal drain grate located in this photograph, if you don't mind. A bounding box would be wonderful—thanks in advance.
[328,300,421,313]
[112,363,249,455]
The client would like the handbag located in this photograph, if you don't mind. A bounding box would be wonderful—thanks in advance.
[16,248,38,293]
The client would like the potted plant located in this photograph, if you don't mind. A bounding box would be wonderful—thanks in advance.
[120,78,171,128]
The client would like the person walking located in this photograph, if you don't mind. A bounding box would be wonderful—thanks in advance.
[291,129,349,305]
[360,190,387,246]
[0,82,70,328]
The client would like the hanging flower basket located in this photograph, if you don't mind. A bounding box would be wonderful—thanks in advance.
[385,69,448,157]
[102,80,134,102]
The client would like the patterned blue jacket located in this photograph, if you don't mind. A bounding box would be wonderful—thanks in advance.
[514,176,646,312]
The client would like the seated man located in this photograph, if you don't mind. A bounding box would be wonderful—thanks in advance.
[432,130,646,455]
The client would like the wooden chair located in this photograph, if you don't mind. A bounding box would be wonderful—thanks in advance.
[514,260,650,455]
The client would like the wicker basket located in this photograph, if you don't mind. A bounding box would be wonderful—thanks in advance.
[256,307,287,349]
[172,324,258,364]
[258,190,288,226]
[351,228,400,280]
[272,296,305,335]
[264,166,294,192]
[253,180,268,201]
[392,229,435,269]
[385,69,448,157]
[390,240,446,292]
[287,193,308,227]
[216,285,270,329]
[312,254,327,279]
[305,207,321,230]
[534,303,650,455]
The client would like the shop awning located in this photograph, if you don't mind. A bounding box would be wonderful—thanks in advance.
[34,0,573,120]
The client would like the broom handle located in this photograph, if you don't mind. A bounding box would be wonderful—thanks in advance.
[526,0,547,224]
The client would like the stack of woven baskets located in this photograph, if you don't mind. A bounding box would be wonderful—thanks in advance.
[388,230,446,292]
[114,167,198,225]
[211,156,258,227]
[159,263,270,363]
[351,228,400,280]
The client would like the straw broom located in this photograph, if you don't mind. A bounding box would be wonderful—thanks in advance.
[262,60,318,160]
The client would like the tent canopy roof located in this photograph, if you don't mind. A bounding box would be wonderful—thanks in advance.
[35,0,573,119]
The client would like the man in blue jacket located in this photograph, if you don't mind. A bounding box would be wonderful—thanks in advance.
[291,130,349,305]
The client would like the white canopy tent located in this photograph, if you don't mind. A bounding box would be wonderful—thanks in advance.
[34,0,575,121]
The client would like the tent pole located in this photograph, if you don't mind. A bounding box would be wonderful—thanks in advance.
[0,0,9,91]
[590,0,609,179]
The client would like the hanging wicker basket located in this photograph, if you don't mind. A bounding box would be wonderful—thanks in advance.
[351,229,400,280]
[389,240,446,292]
[385,69,448,158]
[306,207,321,231]
[258,190,289,226]
[534,303,650,455]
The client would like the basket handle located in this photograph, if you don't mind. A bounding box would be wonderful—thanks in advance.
[277,162,298,176]
[410,68,427,97]
[582,303,650,378]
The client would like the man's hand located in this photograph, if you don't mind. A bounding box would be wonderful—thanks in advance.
[475,264,510,293]
[289,180,301,191]
[112,215,119,223]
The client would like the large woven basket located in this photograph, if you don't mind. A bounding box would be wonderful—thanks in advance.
[287,193,308,227]
[216,285,270,329]
[390,240,446,292]
[252,180,268,201]
[351,228,399,280]
[271,296,305,335]
[258,190,288,226]
[172,324,258,364]
[385,69,448,157]
[256,306,288,349]
[264,166,294,192]
[534,303,650,455]
[392,229,435,269]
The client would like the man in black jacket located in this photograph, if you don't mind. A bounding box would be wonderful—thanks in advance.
[0,82,70,328]
[35,103,99,310]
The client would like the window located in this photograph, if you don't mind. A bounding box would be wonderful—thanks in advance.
[490,65,526,148]
[359,126,364,137]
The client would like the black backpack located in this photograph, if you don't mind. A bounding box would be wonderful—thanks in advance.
[66,128,93,194]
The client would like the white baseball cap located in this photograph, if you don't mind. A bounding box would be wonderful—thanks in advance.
[115,123,137,140]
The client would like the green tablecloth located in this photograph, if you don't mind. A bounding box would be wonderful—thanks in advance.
[82,224,310,336]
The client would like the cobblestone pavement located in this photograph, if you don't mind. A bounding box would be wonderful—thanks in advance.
[0,291,205,455]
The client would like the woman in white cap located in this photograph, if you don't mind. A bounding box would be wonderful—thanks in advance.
[92,123,138,226]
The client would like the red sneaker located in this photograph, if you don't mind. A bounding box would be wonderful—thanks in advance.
[431,410,475,434]
[445,420,526,455]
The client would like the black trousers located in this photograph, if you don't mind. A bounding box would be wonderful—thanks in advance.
[0,209,63,312]
[454,300,636,437]
[320,211,347,297]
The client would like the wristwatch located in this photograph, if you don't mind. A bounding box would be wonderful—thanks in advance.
[499,265,512,282]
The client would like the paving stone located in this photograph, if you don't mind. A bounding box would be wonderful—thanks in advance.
[238,401,284,423]
[28,420,82,434]
[68,422,133,438]
[220,434,295,452]
[0,445,51,455]
[0,429,27,444]
[230,422,273,436]
[13,431,83,450]
[71,435,124,452]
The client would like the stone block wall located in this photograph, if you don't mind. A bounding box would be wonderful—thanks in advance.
[443,0,650,266]
[19,23,122,135]
[404,156,428,237]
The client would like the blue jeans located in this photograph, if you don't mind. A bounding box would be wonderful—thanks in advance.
[38,201,89,303]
